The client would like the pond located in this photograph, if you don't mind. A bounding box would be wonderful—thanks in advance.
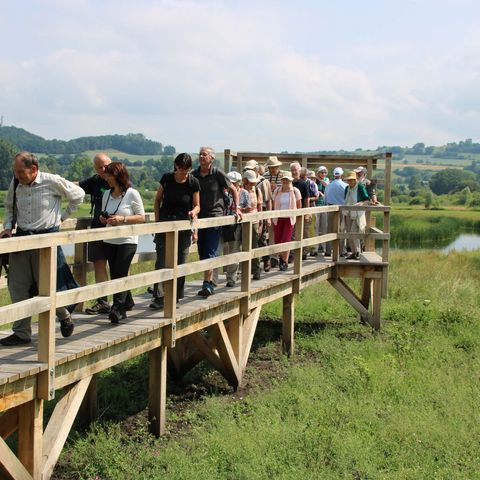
[61,232,480,258]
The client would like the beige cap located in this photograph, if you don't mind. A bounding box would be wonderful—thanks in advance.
[244,159,258,171]
[343,171,357,181]
[243,169,259,183]
[281,172,293,181]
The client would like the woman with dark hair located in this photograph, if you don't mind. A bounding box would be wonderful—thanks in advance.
[150,153,200,310]
[100,162,145,322]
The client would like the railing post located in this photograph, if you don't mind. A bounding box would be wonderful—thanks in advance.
[332,208,340,262]
[224,148,231,173]
[37,246,57,401]
[164,229,178,347]
[240,219,252,316]
[382,209,390,298]
[293,212,304,294]
[73,218,90,312]
[365,214,376,252]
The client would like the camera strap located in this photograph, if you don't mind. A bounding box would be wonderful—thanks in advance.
[104,190,125,216]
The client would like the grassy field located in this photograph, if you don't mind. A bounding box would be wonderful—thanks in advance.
[48,250,480,479]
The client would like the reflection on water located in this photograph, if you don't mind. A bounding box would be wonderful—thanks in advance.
[442,234,480,253]
[392,233,480,252]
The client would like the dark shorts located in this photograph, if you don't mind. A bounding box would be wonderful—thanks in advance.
[87,240,107,262]
[197,226,222,260]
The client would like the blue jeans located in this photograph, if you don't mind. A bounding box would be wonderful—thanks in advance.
[197,226,222,260]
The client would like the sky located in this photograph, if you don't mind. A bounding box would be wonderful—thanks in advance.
[1,0,479,153]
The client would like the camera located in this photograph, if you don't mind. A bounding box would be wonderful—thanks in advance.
[100,211,110,219]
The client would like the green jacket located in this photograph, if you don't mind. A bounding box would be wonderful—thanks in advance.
[344,183,369,202]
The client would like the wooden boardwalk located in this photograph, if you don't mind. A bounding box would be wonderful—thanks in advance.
[0,152,391,480]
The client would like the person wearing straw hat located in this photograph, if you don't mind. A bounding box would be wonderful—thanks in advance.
[354,166,379,204]
[244,160,273,272]
[342,170,370,260]
[241,169,263,280]
[271,172,302,271]
[263,156,286,190]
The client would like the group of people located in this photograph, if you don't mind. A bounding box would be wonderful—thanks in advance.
[0,148,377,347]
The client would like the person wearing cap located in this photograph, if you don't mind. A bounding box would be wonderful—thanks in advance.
[222,171,248,287]
[342,170,370,260]
[244,160,273,272]
[354,166,379,204]
[241,169,263,280]
[324,167,348,256]
[271,172,302,271]
[313,166,330,256]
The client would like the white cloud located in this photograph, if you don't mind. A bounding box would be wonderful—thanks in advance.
[1,0,480,151]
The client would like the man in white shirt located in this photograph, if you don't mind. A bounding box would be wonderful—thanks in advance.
[0,151,85,346]
[324,167,348,256]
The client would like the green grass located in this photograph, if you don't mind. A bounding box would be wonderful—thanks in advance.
[52,250,480,479]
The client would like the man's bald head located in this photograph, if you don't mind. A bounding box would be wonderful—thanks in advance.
[93,153,111,179]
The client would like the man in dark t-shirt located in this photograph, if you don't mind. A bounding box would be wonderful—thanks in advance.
[290,162,310,260]
[192,146,241,296]
[78,153,113,314]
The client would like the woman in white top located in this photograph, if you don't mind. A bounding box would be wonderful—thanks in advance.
[271,172,302,271]
[100,162,145,323]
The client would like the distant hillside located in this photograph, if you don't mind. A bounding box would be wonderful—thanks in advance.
[0,125,175,156]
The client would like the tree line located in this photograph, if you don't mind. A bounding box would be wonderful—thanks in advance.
[0,125,176,156]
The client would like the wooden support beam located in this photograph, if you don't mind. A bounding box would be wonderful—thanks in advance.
[42,376,92,479]
[282,294,295,356]
[328,278,373,326]
[37,246,57,401]
[189,331,231,380]
[78,374,98,429]
[372,278,382,331]
[0,436,32,480]
[211,321,240,388]
[148,346,167,437]
[360,278,372,325]
[17,399,43,479]
[0,408,19,440]
[241,306,261,370]
[226,315,243,381]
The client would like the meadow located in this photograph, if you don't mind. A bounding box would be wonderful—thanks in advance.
[49,249,480,480]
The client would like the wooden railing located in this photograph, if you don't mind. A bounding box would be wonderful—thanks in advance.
[0,205,390,399]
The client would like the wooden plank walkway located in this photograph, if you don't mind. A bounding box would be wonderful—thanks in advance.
[0,258,340,391]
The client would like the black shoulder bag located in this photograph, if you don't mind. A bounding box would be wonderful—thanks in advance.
[0,178,19,276]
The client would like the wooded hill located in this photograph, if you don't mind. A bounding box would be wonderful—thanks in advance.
[0,125,175,156]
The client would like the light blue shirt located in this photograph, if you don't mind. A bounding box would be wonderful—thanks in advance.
[324,178,347,205]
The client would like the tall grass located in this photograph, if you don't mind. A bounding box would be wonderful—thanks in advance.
[52,250,480,479]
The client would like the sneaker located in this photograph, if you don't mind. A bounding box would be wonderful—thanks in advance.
[270,257,279,268]
[149,297,164,310]
[85,299,111,315]
[279,261,288,271]
[197,281,214,297]
[147,286,155,295]
[109,306,126,324]
[60,315,74,338]
[263,259,271,272]
[0,333,31,346]
[253,272,261,280]
[226,280,236,287]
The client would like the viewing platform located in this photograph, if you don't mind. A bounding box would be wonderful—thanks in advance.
[0,152,391,480]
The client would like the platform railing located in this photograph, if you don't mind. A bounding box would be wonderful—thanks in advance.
[0,205,390,399]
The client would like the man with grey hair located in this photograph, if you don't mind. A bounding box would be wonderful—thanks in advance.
[193,146,241,296]
[0,152,85,346]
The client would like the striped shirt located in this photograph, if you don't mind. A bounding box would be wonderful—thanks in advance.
[4,171,85,231]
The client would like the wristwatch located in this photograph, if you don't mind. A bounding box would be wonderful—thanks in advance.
[123,216,128,224]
